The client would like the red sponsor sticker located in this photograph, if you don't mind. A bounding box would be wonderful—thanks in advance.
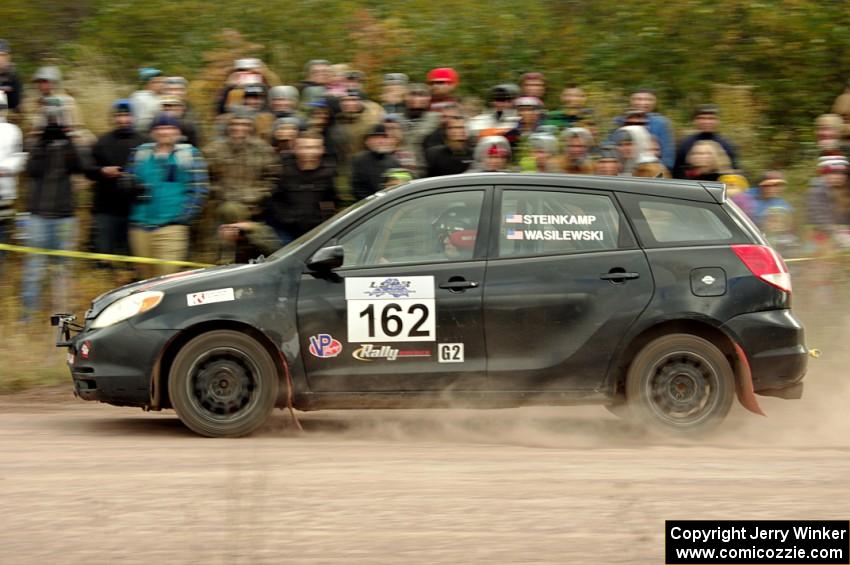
[397,350,432,357]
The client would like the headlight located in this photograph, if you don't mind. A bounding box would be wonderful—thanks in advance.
[91,291,164,329]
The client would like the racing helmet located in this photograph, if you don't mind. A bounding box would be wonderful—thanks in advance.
[432,204,477,252]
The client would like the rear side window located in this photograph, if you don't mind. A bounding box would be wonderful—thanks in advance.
[498,189,624,257]
[619,193,747,247]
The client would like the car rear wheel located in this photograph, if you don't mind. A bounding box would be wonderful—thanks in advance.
[625,333,734,433]
[169,330,279,437]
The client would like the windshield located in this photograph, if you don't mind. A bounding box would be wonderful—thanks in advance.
[268,194,378,259]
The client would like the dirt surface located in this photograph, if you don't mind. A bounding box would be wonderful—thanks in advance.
[2,357,850,564]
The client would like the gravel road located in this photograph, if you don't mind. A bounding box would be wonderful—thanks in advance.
[2,355,849,564]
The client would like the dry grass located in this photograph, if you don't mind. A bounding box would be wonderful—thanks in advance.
[0,256,130,392]
[0,49,139,392]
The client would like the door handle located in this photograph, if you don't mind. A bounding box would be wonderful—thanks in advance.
[439,280,480,291]
[599,272,640,281]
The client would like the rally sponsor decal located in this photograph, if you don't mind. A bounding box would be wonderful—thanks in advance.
[308,334,343,358]
[438,343,464,363]
[345,277,436,342]
[352,344,433,362]
[187,287,235,307]
[80,341,91,360]
[345,276,435,300]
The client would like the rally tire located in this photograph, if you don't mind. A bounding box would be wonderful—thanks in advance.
[169,330,279,438]
[625,333,734,433]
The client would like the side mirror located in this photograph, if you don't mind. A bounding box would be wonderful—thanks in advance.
[307,245,344,271]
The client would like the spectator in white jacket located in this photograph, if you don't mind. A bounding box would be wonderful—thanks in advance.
[130,68,165,133]
[467,84,521,140]
[0,90,26,276]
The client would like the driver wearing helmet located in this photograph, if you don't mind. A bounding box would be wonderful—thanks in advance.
[432,204,477,259]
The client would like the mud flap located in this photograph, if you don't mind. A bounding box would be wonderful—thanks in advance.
[732,341,765,416]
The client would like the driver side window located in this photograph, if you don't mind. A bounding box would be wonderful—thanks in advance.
[339,191,485,268]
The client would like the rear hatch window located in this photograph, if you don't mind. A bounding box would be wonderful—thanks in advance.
[617,193,751,248]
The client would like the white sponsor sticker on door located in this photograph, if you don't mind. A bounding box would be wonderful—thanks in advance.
[187,288,235,307]
[345,276,436,342]
[438,343,464,363]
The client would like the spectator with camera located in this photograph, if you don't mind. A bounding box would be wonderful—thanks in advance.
[23,66,81,141]
[84,100,146,261]
[20,97,84,321]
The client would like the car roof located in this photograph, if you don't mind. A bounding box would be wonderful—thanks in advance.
[392,173,725,204]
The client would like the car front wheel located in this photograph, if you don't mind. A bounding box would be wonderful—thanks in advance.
[169,330,279,437]
[626,333,734,433]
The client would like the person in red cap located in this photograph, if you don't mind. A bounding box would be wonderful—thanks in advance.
[426,68,459,110]
[467,136,512,173]
[807,156,850,244]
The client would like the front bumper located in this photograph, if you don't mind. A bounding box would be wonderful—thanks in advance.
[722,309,808,395]
[55,315,175,407]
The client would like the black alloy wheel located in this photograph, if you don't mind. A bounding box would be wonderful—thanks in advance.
[169,330,279,437]
[626,334,735,433]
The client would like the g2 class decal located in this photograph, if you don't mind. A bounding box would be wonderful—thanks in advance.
[438,343,464,363]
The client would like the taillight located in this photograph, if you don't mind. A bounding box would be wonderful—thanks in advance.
[731,244,792,293]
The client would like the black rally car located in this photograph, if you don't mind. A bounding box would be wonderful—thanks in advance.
[55,173,807,437]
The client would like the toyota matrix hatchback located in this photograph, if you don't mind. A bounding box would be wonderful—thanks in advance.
[54,174,807,437]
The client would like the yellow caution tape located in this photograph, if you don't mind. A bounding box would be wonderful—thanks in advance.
[784,252,850,263]
[0,240,848,269]
[0,242,213,268]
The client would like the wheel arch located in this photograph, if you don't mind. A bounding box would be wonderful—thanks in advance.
[149,320,286,411]
[606,317,763,414]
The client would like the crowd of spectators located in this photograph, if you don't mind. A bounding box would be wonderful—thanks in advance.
[1,39,850,320]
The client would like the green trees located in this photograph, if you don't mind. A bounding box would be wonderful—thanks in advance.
[3,0,849,169]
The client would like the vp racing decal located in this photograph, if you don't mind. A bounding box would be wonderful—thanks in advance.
[308,334,343,358]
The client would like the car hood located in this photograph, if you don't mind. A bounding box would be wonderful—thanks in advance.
[85,263,266,320]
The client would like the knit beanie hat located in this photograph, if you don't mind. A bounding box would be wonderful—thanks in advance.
[269,85,299,102]
[149,113,181,130]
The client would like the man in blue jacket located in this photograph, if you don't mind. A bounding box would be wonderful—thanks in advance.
[673,104,739,178]
[612,88,675,170]
[126,113,208,279]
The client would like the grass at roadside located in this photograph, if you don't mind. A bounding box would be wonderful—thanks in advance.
[0,256,137,392]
